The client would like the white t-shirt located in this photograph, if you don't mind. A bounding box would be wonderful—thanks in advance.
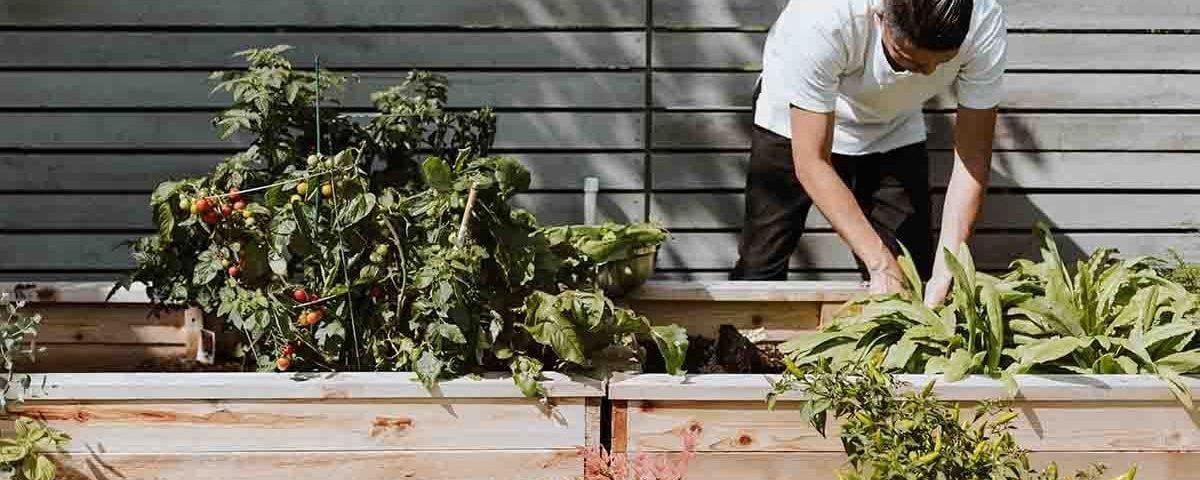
[754,0,1007,155]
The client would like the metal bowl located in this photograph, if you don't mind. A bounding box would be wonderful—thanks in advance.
[597,246,657,298]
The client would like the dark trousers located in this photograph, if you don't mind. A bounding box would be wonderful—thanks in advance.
[731,94,934,281]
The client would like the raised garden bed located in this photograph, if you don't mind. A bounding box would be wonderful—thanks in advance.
[609,373,1200,480]
[6,372,601,480]
[2,282,602,480]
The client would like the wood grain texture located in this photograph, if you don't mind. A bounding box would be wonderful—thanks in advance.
[3,399,587,452]
[653,72,1200,110]
[0,71,644,109]
[0,0,645,27]
[24,304,185,345]
[611,374,1200,402]
[50,450,584,480]
[0,153,644,192]
[18,345,190,373]
[652,32,1200,71]
[652,0,1200,30]
[652,152,1200,190]
[652,112,1200,151]
[15,372,604,400]
[0,112,643,150]
[628,281,864,302]
[623,300,820,342]
[624,398,1200,453]
[0,32,645,69]
[665,452,1179,480]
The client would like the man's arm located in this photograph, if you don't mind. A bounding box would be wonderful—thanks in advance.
[789,107,904,294]
[924,106,996,305]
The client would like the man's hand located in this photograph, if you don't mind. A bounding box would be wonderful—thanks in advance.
[868,260,906,296]
[923,270,952,307]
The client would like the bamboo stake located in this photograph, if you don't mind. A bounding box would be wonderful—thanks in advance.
[456,182,479,247]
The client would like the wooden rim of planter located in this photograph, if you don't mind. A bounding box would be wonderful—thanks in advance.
[12,371,605,401]
[607,373,1200,402]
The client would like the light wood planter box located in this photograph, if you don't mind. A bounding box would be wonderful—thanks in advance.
[626,281,865,342]
[3,372,603,480]
[610,374,1200,480]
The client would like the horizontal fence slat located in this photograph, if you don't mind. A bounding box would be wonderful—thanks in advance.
[652,0,1200,30]
[652,112,1200,151]
[653,72,1200,110]
[0,193,642,230]
[5,232,1196,274]
[0,112,643,150]
[653,152,1200,191]
[0,71,645,109]
[0,32,645,69]
[0,153,644,192]
[46,451,583,480]
[650,193,1200,230]
[0,0,644,27]
[653,32,1200,71]
[657,232,1199,270]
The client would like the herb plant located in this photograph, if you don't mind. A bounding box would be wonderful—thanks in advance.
[113,45,686,394]
[772,359,1136,480]
[782,224,1200,406]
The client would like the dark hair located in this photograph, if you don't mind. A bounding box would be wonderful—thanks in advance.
[884,0,973,51]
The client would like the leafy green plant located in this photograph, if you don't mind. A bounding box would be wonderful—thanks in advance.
[0,418,70,480]
[782,224,1200,406]
[771,359,1135,480]
[0,295,42,412]
[540,223,668,265]
[114,45,686,393]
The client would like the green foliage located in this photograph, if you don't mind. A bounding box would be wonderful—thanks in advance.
[772,359,1135,480]
[115,45,685,393]
[0,296,42,412]
[0,300,69,480]
[0,418,71,480]
[540,223,669,265]
[782,224,1200,407]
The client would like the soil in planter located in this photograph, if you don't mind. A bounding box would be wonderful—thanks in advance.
[643,324,786,374]
[134,357,243,373]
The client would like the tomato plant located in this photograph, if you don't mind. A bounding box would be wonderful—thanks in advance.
[114,45,686,395]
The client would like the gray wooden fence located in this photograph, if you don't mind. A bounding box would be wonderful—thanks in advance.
[1,0,1198,281]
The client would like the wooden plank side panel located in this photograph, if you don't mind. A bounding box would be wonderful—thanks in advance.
[0,153,644,192]
[652,112,1200,151]
[0,0,645,27]
[623,300,820,342]
[652,152,1200,190]
[651,193,1200,230]
[0,72,645,109]
[676,452,1178,480]
[653,72,1200,110]
[0,32,645,69]
[625,399,1200,453]
[0,112,643,150]
[51,450,584,480]
[25,304,186,345]
[4,399,587,452]
[657,233,1200,271]
[652,32,1200,71]
[652,0,1200,30]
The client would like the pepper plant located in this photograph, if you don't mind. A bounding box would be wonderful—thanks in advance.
[114,45,686,395]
